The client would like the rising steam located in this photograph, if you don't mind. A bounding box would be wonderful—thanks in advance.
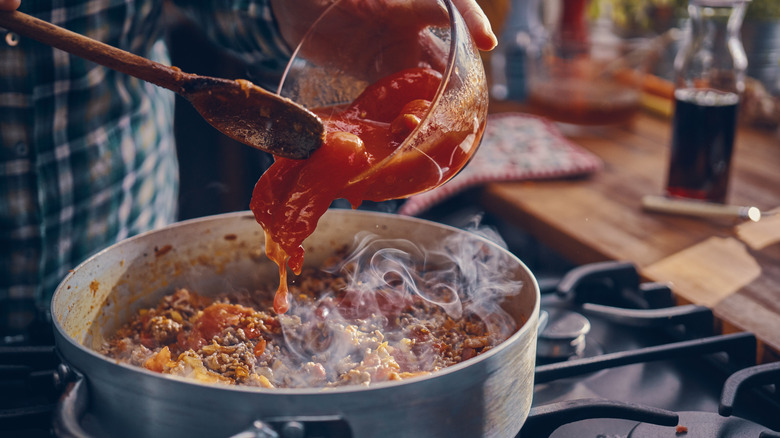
[274,220,524,387]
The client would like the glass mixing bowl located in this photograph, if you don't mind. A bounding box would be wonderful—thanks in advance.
[524,0,650,126]
[276,0,489,202]
[526,33,648,126]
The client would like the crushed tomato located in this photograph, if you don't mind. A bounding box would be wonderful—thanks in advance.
[177,303,262,351]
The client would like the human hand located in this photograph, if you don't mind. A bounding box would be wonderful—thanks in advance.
[0,0,21,11]
[270,0,495,82]
[452,0,497,51]
[271,0,495,52]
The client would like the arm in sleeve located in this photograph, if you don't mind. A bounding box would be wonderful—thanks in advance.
[171,0,292,71]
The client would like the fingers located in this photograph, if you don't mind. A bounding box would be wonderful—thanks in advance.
[0,0,20,11]
[452,0,497,51]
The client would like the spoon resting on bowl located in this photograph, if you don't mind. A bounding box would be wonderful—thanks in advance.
[0,10,324,160]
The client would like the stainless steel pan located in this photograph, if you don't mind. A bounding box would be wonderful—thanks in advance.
[51,210,539,438]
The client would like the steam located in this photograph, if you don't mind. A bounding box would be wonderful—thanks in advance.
[274,219,523,387]
[327,234,465,318]
[433,220,524,343]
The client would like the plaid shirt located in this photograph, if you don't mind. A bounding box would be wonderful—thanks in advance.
[0,0,289,334]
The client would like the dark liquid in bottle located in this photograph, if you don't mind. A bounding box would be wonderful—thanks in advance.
[665,88,739,203]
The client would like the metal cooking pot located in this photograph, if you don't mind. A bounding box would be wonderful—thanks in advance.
[51,210,540,438]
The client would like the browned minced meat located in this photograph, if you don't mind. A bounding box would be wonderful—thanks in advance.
[100,258,506,389]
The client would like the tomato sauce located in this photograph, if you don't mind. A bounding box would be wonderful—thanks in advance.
[250,67,477,314]
[177,303,262,351]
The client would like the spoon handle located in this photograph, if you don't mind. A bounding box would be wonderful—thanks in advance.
[0,10,186,92]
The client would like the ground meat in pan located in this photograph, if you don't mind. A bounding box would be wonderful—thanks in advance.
[99,258,511,389]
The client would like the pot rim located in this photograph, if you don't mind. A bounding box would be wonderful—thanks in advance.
[52,210,540,395]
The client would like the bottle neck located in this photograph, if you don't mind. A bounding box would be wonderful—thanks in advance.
[689,2,746,47]
[505,0,545,34]
[675,2,748,94]
[558,0,590,45]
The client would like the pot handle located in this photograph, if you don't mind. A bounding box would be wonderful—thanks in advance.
[52,364,92,438]
[229,420,280,438]
[229,416,353,438]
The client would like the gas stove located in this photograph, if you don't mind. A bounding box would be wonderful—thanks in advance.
[2,261,779,437]
[525,261,780,438]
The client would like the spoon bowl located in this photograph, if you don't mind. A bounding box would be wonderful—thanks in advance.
[0,10,324,159]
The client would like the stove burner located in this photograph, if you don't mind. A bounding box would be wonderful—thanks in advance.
[537,309,591,360]
[628,411,779,438]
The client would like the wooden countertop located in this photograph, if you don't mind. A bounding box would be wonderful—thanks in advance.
[480,102,780,363]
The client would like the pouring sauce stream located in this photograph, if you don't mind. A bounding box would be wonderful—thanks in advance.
[249,67,474,313]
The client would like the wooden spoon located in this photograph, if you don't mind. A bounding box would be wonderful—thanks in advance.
[0,10,324,159]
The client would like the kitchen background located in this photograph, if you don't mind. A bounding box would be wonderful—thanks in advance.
[167,0,780,280]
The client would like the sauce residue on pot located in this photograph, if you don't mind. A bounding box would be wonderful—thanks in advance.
[250,67,475,314]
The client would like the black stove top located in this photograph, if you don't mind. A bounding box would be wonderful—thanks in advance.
[2,261,780,438]
[525,261,780,438]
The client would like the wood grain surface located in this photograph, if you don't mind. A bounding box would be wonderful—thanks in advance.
[481,102,780,363]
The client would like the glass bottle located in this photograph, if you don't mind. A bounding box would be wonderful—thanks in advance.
[664,0,749,204]
[490,0,545,101]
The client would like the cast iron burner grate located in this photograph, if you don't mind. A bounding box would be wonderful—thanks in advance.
[521,360,780,437]
[521,261,780,438]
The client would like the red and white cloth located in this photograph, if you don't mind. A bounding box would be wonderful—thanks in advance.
[398,112,603,216]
